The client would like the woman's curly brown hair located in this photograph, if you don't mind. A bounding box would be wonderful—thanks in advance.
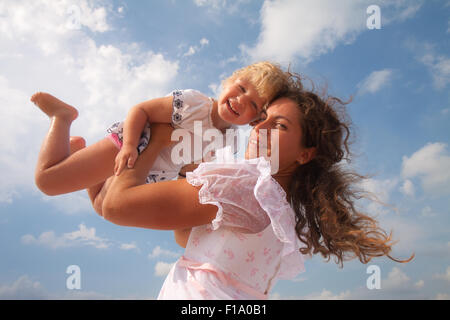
[277,71,414,267]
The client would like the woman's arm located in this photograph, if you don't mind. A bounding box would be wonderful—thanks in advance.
[102,124,217,230]
[174,228,192,248]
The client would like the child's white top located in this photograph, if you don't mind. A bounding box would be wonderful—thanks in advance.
[108,89,230,183]
[151,89,218,180]
[157,149,308,300]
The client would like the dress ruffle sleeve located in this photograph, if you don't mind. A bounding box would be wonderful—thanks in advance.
[186,149,306,280]
[253,160,307,279]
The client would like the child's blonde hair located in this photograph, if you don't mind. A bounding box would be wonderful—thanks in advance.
[222,61,289,106]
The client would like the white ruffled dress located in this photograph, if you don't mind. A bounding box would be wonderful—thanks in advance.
[157,154,308,300]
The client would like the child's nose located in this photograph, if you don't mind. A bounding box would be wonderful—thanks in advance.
[238,94,250,105]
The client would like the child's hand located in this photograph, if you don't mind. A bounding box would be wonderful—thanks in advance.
[114,144,139,176]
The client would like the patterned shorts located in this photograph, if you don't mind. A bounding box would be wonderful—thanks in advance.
[107,121,164,184]
[106,121,151,155]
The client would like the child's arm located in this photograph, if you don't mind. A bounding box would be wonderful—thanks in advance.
[115,96,174,176]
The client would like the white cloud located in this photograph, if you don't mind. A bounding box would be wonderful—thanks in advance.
[304,289,352,300]
[358,177,399,215]
[0,0,110,56]
[421,53,450,89]
[420,206,437,218]
[361,267,422,298]
[120,242,139,251]
[0,76,40,203]
[358,69,394,95]
[400,179,415,197]
[21,223,111,249]
[414,280,425,289]
[406,40,450,90]
[0,275,112,299]
[0,0,179,204]
[183,46,197,57]
[300,266,425,300]
[194,0,226,8]
[200,38,209,47]
[193,0,245,13]
[382,267,410,291]
[74,2,110,33]
[436,293,450,300]
[389,1,423,22]
[401,143,450,196]
[63,290,112,300]
[41,192,93,215]
[242,0,423,64]
[148,246,181,259]
[0,275,49,299]
[433,266,450,283]
[154,261,175,277]
[269,292,281,300]
[379,215,423,255]
[183,38,210,57]
[219,55,239,67]
[208,83,221,97]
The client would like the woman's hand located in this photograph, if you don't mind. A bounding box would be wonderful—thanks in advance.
[114,144,139,176]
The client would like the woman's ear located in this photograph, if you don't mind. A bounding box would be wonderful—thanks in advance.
[297,147,317,165]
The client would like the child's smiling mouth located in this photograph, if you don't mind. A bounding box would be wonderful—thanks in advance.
[227,99,240,116]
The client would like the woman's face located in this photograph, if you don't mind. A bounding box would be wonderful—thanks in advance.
[217,77,266,125]
[245,97,313,174]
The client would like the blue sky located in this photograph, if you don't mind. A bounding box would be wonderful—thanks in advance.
[0,0,449,299]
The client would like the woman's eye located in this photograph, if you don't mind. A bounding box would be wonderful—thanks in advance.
[239,85,246,93]
[275,122,287,130]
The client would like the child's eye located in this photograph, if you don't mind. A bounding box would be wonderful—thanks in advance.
[239,85,246,93]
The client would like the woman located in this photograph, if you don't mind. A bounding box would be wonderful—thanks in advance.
[100,74,413,299]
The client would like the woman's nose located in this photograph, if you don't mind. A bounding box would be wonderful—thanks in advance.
[253,119,271,132]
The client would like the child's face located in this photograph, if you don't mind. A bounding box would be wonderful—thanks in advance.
[217,77,266,125]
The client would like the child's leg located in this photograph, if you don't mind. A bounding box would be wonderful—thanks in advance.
[69,136,86,155]
[68,136,105,216]
[87,177,114,217]
[32,93,118,195]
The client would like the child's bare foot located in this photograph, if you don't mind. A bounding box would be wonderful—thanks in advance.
[31,92,79,122]
[70,136,86,154]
